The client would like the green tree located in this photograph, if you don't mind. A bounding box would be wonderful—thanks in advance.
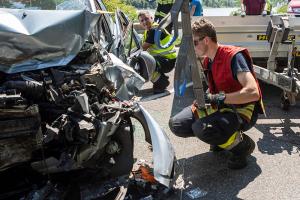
[201,0,240,8]
[277,4,288,13]
[124,0,156,9]
[103,0,138,20]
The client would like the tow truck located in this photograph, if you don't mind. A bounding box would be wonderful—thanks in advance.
[153,0,300,112]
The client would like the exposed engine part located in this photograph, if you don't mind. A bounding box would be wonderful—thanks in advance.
[2,80,44,100]
[0,52,136,198]
[0,103,41,171]
[0,91,26,108]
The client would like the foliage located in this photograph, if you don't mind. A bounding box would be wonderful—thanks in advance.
[277,4,288,13]
[202,0,238,8]
[103,0,138,20]
[123,0,157,9]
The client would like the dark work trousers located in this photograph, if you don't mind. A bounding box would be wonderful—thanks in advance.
[169,105,258,146]
[154,3,173,33]
[154,56,176,74]
[153,56,176,89]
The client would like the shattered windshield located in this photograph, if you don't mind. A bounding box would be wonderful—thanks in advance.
[0,0,89,10]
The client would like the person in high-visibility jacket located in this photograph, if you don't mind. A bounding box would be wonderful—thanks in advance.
[169,18,265,169]
[138,11,177,94]
[155,0,174,33]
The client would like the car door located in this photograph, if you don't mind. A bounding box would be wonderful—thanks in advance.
[91,0,115,51]
[114,9,142,61]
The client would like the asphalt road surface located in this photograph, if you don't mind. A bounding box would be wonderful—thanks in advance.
[133,70,300,200]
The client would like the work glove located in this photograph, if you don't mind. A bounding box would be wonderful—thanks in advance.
[205,91,226,106]
[241,11,246,17]
[192,100,199,108]
[262,10,267,17]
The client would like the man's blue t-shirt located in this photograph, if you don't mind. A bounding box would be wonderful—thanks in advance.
[190,0,203,16]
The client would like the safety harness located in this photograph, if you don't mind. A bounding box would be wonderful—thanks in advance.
[142,23,177,59]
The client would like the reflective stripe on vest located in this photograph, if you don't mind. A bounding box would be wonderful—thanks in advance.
[143,23,177,59]
[155,11,167,18]
[220,103,255,122]
[157,0,174,4]
[195,105,218,118]
[195,103,255,122]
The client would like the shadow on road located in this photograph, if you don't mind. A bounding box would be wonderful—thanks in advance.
[255,119,300,155]
[255,82,300,155]
[170,152,262,200]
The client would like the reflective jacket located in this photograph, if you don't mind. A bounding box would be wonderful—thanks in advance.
[142,23,177,60]
[201,45,265,122]
[155,0,174,18]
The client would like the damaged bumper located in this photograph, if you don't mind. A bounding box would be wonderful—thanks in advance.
[133,104,175,188]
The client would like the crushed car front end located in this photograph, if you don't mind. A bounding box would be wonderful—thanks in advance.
[0,0,175,199]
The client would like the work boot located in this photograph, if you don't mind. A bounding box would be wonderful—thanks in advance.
[209,145,224,152]
[228,134,255,170]
[153,75,170,94]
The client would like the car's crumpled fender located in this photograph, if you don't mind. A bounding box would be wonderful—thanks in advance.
[132,103,175,187]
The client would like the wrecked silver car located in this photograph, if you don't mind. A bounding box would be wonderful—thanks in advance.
[0,0,174,199]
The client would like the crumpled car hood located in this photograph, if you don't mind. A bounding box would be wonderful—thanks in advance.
[0,8,100,73]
